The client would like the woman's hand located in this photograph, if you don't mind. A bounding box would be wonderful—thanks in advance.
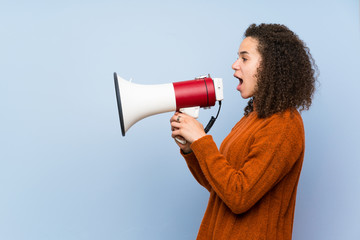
[170,112,206,153]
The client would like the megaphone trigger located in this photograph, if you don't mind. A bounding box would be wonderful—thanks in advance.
[175,136,187,145]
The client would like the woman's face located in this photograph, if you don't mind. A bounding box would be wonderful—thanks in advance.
[232,37,262,99]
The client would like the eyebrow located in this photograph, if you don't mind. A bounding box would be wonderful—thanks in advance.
[238,51,250,56]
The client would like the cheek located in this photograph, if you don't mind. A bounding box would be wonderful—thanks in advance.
[251,63,260,83]
[249,71,259,90]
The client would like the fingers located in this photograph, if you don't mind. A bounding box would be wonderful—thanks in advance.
[170,112,182,123]
[171,121,181,130]
[170,111,205,146]
[170,112,184,130]
[171,127,181,138]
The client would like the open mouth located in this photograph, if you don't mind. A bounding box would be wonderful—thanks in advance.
[234,75,243,84]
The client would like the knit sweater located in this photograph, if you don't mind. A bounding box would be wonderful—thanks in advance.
[182,109,305,240]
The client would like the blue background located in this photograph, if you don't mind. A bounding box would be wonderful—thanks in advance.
[1,0,359,239]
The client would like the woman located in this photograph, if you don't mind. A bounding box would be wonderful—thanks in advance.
[170,23,317,240]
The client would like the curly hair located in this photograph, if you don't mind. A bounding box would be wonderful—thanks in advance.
[243,23,318,118]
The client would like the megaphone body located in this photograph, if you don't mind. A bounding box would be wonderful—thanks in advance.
[114,73,223,136]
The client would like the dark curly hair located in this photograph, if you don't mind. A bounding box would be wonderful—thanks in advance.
[243,23,318,118]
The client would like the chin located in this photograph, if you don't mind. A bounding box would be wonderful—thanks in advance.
[241,93,251,99]
[240,90,255,99]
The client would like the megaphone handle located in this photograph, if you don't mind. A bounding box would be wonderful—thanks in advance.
[179,106,200,118]
[174,106,203,144]
[174,107,199,145]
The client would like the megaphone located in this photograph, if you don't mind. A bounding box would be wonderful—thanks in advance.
[113,73,223,137]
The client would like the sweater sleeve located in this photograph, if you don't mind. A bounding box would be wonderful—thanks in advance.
[190,118,304,214]
[181,150,212,192]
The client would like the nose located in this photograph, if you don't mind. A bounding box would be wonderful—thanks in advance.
[232,58,240,70]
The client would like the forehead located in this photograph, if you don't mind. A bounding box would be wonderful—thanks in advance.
[238,37,259,55]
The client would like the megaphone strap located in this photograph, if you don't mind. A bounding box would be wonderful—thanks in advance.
[204,101,222,133]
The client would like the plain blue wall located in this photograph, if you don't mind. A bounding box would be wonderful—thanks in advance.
[1,0,359,239]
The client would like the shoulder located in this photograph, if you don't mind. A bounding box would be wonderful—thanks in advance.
[270,109,303,127]
[229,109,304,143]
[254,109,304,141]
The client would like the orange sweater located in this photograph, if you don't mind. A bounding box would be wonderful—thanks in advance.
[182,109,305,240]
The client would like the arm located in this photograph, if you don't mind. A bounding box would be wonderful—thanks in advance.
[181,150,212,192]
[170,112,211,191]
[191,118,304,214]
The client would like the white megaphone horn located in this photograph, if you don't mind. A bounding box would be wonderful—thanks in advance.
[113,73,223,138]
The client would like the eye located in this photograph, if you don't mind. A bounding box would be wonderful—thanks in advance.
[242,57,247,62]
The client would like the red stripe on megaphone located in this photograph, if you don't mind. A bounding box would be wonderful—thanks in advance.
[173,77,216,110]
